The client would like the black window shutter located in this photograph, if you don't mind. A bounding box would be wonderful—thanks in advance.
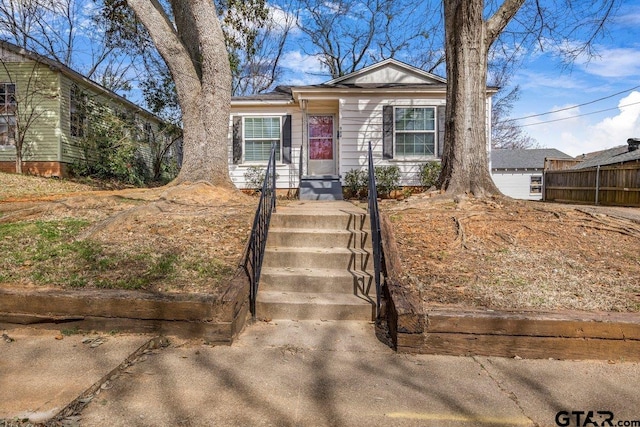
[437,106,445,158]
[382,105,393,159]
[232,116,242,164]
[282,114,292,164]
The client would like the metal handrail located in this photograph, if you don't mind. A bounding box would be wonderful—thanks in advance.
[244,143,277,318]
[298,143,303,183]
[367,141,384,318]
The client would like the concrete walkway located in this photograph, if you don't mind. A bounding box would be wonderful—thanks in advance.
[2,321,639,427]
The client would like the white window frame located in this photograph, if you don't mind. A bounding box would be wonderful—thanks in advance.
[394,106,437,159]
[70,86,86,138]
[242,116,282,163]
[530,175,543,195]
[0,82,16,148]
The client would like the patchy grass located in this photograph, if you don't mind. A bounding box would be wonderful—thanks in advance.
[0,216,243,292]
[0,173,255,294]
[0,172,103,201]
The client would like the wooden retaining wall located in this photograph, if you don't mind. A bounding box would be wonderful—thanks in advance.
[545,163,640,207]
[380,212,640,360]
[0,270,250,344]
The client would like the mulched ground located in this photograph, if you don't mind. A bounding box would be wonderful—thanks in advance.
[382,193,640,313]
[2,172,639,312]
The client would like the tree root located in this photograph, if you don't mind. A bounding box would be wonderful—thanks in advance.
[451,216,468,249]
[522,224,558,237]
[576,209,640,238]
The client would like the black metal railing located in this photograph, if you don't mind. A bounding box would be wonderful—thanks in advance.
[298,143,304,183]
[367,141,384,318]
[244,143,277,318]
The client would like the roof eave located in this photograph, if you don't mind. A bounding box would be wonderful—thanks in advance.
[0,40,169,124]
[231,99,295,106]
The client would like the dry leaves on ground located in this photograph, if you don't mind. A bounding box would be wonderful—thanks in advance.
[0,174,256,295]
[383,194,640,312]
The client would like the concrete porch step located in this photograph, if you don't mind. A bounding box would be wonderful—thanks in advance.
[299,176,343,201]
[259,266,374,295]
[269,212,370,231]
[266,227,371,249]
[262,247,373,271]
[255,291,375,321]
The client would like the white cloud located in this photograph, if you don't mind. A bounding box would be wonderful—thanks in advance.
[279,51,328,85]
[590,91,640,142]
[267,3,300,35]
[525,92,640,156]
[614,4,640,25]
[575,47,640,78]
[516,70,587,91]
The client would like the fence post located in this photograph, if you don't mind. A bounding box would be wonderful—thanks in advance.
[595,164,600,206]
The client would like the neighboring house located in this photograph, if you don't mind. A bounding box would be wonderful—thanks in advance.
[0,40,179,177]
[491,148,573,200]
[229,59,496,196]
[544,139,640,207]
[571,139,640,170]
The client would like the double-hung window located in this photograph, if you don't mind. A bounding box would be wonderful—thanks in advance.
[0,83,16,147]
[70,86,86,138]
[243,116,281,162]
[530,175,542,195]
[394,107,436,157]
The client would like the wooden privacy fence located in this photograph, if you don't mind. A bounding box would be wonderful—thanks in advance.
[544,163,640,207]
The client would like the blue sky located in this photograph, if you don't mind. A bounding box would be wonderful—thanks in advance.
[7,0,634,158]
[508,2,640,156]
[273,1,640,157]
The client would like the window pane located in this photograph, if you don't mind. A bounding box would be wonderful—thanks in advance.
[530,176,542,194]
[245,117,280,139]
[396,108,435,131]
[0,118,15,146]
[308,116,333,138]
[310,138,333,160]
[245,140,280,162]
[243,117,281,162]
[396,132,434,156]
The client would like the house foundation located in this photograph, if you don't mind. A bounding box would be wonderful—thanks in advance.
[0,161,68,177]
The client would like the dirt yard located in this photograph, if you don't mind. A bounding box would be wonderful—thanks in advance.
[2,172,639,313]
[382,193,640,313]
[0,173,256,296]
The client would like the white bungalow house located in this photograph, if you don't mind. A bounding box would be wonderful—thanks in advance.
[228,59,496,199]
[491,148,573,200]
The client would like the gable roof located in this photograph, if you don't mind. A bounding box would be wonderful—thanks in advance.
[326,58,447,85]
[492,148,573,170]
[232,58,501,105]
[572,144,640,169]
[0,40,163,122]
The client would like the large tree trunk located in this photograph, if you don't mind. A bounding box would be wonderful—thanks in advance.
[126,0,235,190]
[439,0,524,197]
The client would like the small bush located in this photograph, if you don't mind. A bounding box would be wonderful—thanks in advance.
[243,165,279,191]
[374,165,400,198]
[343,168,368,199]
[419,161,442,189]
[69,102,151,186]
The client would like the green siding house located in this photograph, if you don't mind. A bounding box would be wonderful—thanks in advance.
[0,40,178,177]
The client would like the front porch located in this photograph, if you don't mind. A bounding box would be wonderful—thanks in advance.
[298,175,343,200]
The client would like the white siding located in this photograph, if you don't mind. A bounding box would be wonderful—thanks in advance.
[492,170,543,200]
[338,95,445,186]
[229,92,495,190]
[228,105,302,190]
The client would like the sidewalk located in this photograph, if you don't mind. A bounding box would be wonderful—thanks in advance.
[2,320,639,427]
